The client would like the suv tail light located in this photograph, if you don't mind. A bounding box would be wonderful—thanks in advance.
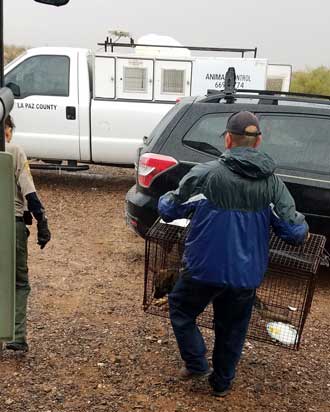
[138,153,178,188]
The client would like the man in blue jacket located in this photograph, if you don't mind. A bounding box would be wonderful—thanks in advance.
[158,111,308,397]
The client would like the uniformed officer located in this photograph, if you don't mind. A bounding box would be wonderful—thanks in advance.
[5,115,51,352]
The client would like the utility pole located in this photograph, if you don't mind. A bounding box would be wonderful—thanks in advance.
[0,0,4,151]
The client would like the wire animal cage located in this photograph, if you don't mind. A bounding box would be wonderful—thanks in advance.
[143,219,326,350]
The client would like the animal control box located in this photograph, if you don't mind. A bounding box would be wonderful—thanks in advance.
[94,52,268,102]
[190,57,268,94]
[144,219,326,350]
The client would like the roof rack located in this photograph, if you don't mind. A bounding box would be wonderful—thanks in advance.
[97,37,258,58]
[201,90,330,106]
[238,89,330,101]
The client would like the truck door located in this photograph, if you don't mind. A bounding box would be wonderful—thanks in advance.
[5,51,80,161]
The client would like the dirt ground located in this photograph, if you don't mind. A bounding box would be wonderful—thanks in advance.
[1,166,330,412]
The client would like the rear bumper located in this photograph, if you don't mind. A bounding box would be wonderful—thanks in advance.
[125,184,158,238]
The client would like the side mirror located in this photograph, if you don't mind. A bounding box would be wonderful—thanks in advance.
[6,82,20,98]
[34,0,70,6]
[0,87,14,122]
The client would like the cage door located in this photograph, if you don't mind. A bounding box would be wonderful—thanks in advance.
[154,60,192,101]
[116,58,153,100]
[94,56,115,99]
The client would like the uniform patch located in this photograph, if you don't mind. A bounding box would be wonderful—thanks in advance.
[23,160,32,177]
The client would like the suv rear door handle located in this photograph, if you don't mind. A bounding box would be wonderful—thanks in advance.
[66,106,76,120]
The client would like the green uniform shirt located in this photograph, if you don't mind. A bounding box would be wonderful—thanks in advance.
[5,142,36,217]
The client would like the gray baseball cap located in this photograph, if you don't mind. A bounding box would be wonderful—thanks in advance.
[226,111,261,137]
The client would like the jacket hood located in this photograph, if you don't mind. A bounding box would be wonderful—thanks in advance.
[220,147,276,179]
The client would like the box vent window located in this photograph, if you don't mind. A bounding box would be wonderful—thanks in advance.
[267,78,284,91]
[162,69,185,94]
[123,67,147,93]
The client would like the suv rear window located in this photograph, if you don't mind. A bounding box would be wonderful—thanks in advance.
[259,114,330,175]
[183,113,230,155]
[183,112,330,175]
[146,101,187,145]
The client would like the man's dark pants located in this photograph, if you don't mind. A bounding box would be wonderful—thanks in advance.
[15,221,31,343]
[168,271,255,390]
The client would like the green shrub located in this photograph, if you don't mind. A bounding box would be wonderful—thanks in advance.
[290,66,330,95]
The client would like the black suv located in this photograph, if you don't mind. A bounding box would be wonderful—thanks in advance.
[125,82,330,244]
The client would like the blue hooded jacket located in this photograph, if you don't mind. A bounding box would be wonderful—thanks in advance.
[158,148,308,288]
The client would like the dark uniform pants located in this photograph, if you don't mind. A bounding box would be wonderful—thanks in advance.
[168,271,255,390]
[15,221,31,343]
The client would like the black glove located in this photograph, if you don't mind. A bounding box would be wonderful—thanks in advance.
[23,211,33,225]
[37,218,51,249]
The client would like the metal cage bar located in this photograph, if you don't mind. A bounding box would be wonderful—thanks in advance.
[143,220,326,350]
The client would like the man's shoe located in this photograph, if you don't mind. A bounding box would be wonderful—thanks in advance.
[212,384,232,398]
[209,373,232,397]
[179,366,212,380]
[6,341,29,352]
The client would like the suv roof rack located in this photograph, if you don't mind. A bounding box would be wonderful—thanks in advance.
[201,90,330,105]
[97,37,258,57]
[238,89,330,101]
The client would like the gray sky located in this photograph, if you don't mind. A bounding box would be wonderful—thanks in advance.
[4,0,329,70]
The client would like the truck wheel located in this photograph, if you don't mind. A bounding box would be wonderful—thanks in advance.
[67,160,78,167]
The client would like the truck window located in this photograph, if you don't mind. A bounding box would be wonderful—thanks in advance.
[5,55,70,98]
[161,69,185,94]
[183,113,231,155]
[259,114,330,175]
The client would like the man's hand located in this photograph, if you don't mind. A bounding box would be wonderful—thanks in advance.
[23,211,33,225]
[37,218,51,249]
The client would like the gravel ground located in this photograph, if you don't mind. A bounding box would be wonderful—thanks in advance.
[1,166,330,412]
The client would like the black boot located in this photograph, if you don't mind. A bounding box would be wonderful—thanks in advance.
[6,341,29,352]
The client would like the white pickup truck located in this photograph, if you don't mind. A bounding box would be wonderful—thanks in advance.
[4,38,292,168]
